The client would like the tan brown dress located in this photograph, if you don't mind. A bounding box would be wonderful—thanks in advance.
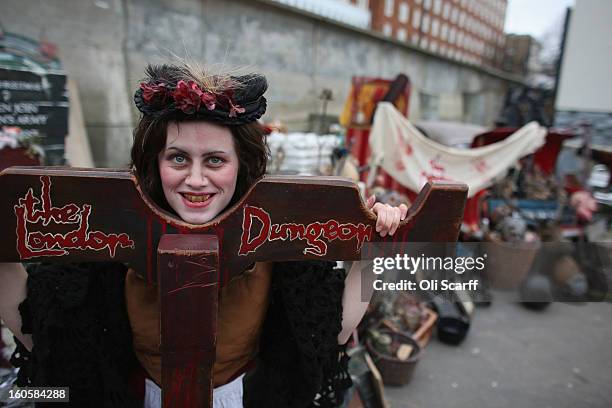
[124,262,274,387]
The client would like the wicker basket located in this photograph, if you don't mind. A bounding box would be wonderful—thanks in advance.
[379,306,438,348]
[365,329,422,386]
[484,239,540,289]
[412,307,438,348]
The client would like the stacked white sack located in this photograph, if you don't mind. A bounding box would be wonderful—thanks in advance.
[266,132,341,175]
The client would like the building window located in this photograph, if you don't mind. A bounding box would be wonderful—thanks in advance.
[383,22,393,36]
[443,2,450,19]
[432,18,440,37]
[463,92,486,124]
[434,0,442,15]
[459,11,466,26]
[424,0,431,10]
[441,23,448,40]
[450,27,457,43]
[412,9,421,28]
[399,2,410,23]
[384,0,395,17]
[412,32,420,44]
[397,28,407,41]
[415,0,422,3]
[451,7,458,23]
[423,14,430,32]
[431,40,438,52]
[421,38,429,49]
[420,92,440,120]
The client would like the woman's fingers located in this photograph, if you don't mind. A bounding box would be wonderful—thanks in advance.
[366,194,376,210]
[389,207,401,236]
[381,204,397,237]
[370,200,408,237]
[399,203,408,220]
[372,203,387,233]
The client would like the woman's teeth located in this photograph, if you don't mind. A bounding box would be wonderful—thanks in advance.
[183,194,210,203]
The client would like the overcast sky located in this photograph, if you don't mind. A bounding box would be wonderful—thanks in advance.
[504,0,575,39]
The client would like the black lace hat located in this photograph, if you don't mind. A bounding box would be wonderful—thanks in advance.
[133,64,267,125]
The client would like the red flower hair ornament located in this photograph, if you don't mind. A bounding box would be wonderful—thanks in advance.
[134,64,267,125]
[172,80,217,114]
[140,82,168,105]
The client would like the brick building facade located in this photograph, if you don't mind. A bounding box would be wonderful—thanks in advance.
[502,34,539,77]
[370,0,507,67]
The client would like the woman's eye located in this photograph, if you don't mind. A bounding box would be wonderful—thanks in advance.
[207,156,224,166]
[171,154,186,164]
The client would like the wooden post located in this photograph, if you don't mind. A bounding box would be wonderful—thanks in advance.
[158,234,219,407]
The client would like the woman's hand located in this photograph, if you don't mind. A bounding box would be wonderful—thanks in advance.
[0,263,32,350]
[366,195,409,237]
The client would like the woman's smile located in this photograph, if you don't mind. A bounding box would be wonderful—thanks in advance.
[180,192,214,207]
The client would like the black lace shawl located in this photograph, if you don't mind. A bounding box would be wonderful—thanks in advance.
[243,261,352,408]
[11,261,352,407]
[11,262,140,408]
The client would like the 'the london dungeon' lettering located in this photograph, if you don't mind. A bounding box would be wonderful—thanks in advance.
[238,205,373,256]
[14,176,134,259]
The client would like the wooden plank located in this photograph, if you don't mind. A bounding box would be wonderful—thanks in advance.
[158,234,219,408]
[0,167,468,285]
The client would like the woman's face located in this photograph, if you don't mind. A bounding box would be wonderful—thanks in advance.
[158,121,239,224]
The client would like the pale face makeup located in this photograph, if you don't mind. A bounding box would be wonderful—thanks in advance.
[158,121,239,224]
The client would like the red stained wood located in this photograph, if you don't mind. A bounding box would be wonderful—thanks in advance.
[158,235,218,407]
[0,148,41,172]
[0,166,468,408]
[0,167,467,284]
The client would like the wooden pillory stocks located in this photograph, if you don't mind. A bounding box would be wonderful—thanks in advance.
[0,166,467,407]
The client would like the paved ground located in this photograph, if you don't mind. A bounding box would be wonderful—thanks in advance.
[383,298,612,408]
[2,296,612,408]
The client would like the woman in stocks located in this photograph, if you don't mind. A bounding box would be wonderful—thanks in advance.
[0,63,407,407]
